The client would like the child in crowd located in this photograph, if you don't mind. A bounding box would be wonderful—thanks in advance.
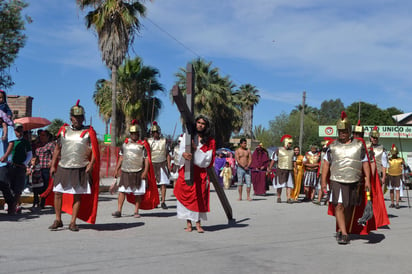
[220,161,233,190]
[27,156,43,209]
[0,90,14,140]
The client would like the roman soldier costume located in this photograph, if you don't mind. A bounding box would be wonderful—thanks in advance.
[42,100,100,225]
[273,135,294,188]
[147,121,170,185]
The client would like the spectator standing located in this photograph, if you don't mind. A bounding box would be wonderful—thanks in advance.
[35,130,55,209]
[235,138,252,201]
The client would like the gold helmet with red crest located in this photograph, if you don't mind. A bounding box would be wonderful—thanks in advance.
[390,144,398,155]
[353,119,364,134]
[337,111,351,132]
[150,121,161,133]
[280,134,293,146]
[130,119,140,133]
[70,99,85,117]
[370,126,379,138]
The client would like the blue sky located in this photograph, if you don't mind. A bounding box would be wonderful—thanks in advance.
[8,0,412,139]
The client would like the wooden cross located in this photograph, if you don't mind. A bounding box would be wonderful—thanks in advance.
[172,63,233,221]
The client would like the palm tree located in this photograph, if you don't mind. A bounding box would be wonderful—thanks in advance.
[93,79,112,134]
[117,57,164,136]
[77,0,148,146]
[234,84,260,138]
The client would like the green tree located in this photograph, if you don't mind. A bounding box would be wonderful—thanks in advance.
[234,84,260,138]
[47,118,65,138]
[268,110,320,153]
[0,0,30,89]
[345,102,398,126]
[93,79,112,134]
[253,125,274,148]
[117,57,164,136]
[93,57,164,138]
[78,0,147,146]
[318,99,345,124]
[173,58,241,147]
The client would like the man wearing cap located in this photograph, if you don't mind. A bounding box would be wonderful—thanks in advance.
[321,112,371,244]
[0,114,18,214]
[147,121,171,209]
[112,120,157,218]
[47,100,100,231]
[8,123,32,213]
[268,134,295,203]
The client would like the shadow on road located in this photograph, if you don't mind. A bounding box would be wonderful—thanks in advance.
[203,217,249,232]
[82,222,144,231]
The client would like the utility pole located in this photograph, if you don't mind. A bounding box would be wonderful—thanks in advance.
[299,91,306,151]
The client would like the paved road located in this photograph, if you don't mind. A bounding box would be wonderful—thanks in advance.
[1,179,412,273]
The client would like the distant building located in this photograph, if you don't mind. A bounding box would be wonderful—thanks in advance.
[7,95,33,118]
[392,112,412,126]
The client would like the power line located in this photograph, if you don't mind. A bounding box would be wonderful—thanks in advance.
[144,17,246,87]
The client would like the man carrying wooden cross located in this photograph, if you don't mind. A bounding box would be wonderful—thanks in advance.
[173,114,216,233]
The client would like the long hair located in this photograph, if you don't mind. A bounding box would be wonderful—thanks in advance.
[195,114,212,145]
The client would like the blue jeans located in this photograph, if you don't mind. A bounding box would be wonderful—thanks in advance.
[236,166,251,187]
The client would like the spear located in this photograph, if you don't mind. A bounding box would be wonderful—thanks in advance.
[395,117,410,209]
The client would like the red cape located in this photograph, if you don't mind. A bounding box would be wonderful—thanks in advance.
[368,147,390,228]
[173,138,216,212]
[41,125,100,224]
[326,137,381,235]
[125,140,159,209]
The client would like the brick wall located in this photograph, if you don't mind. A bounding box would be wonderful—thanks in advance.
[7,95,33,118]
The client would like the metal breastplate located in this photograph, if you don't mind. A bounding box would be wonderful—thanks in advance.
[329,139,363,183]
[121,141,146,172]
[306,152,320,170]
[388,158,403,176]
[59,126,91,168]
[148,138,167,163]
[278,147,294,170]
[372,145,384,175]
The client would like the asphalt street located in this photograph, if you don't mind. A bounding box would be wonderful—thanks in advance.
[1,178,412,274]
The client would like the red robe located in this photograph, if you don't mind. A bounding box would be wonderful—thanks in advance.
[125,139,159,209]
[250,147,270,195]
[173,138,216,213]
[41,125,100,224]
[327,137,384,235]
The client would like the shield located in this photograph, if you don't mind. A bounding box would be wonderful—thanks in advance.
[14,117,51,131]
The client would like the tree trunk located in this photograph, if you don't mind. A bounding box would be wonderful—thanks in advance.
[111,65,117,147]
[243,107,253,138]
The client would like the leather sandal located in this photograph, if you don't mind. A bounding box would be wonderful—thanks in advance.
[338,234,350,245]
[336,231,342,242]
[112,211,121,218]
[48,220,63,230]
[69,223,79,232]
